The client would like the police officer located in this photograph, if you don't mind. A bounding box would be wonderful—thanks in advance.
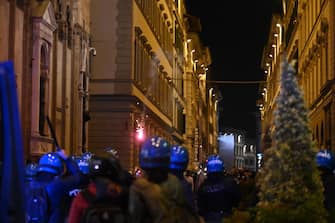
[129,136,199,223]
[59,155,92,221]
[68,155,132,223]
[25,162,39,182]
[169,145,196,211]
[197,154,240,223]
[316,148,335,222]
[34,149,88,223]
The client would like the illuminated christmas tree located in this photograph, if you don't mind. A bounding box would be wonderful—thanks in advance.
[255,58,327,223]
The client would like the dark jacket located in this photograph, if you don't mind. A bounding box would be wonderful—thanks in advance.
[171,170,196,211]
[128,173,189,223]
[68,179,127,223]
[197,172,240,222]
[319,167,335,211]
[36,158,88,223]
[68,168,133,223]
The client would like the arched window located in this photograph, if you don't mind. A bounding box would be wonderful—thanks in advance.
[243,145,247,154]
[237,135,242,143]
[39,45,48,136]
[30,1,57,154]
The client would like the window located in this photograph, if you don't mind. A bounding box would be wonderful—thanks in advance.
[238,135,242,143]
[30,0,56,153]
[176,102,185,134]
[39,45,49,136]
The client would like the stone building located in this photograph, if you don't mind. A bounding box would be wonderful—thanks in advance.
[0,0,92,160]
[0,0,218,169]
[260,0,335,151]
[184,14,218,168]
[260,13,283,151]
[89,0,217,170]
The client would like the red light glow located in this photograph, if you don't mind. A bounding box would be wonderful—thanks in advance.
[136,127,145,141]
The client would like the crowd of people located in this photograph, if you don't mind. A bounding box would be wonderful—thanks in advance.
[21,136,335,223]
[22,136,246,223]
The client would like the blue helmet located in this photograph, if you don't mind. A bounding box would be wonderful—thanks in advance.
[169,145,189,171]
[38,152,64,175]
[82,152,94,161]
[25,163,39,180]
[316,149,335,170]
[72,156,90,175]
[206,154,224,173]
[139,136,170,169]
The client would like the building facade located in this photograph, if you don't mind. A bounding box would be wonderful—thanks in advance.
[260,14,283,150]
[89,0,217,170]
[0,0,217,170]
[184,15,218,168]
[218,129,255,171]
[0,0,92,160]
[260,0,335,152]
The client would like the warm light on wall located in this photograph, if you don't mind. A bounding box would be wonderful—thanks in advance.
[198,73,206,81]
[136,127,145,141]
[135,119,145,142]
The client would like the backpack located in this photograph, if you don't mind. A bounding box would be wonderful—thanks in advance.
[25,181,50,223]
[133,175,200,223]
[160,175,200,223]
[162,195,200,223]
[80,189,128,223]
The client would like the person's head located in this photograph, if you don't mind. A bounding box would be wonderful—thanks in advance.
[206,154,224,175]
[25,162,39,181]
[89,155,122,182]
[82,152,94,161]
[104,147,119,160]
[88,156,125,198]
[139,136,170,183]
[37,152,64,177]
[72,155,90,175]
[316,149,335,173]
[169,145,189,174]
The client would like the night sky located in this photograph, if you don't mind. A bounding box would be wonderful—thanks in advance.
[185,1,276,138]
